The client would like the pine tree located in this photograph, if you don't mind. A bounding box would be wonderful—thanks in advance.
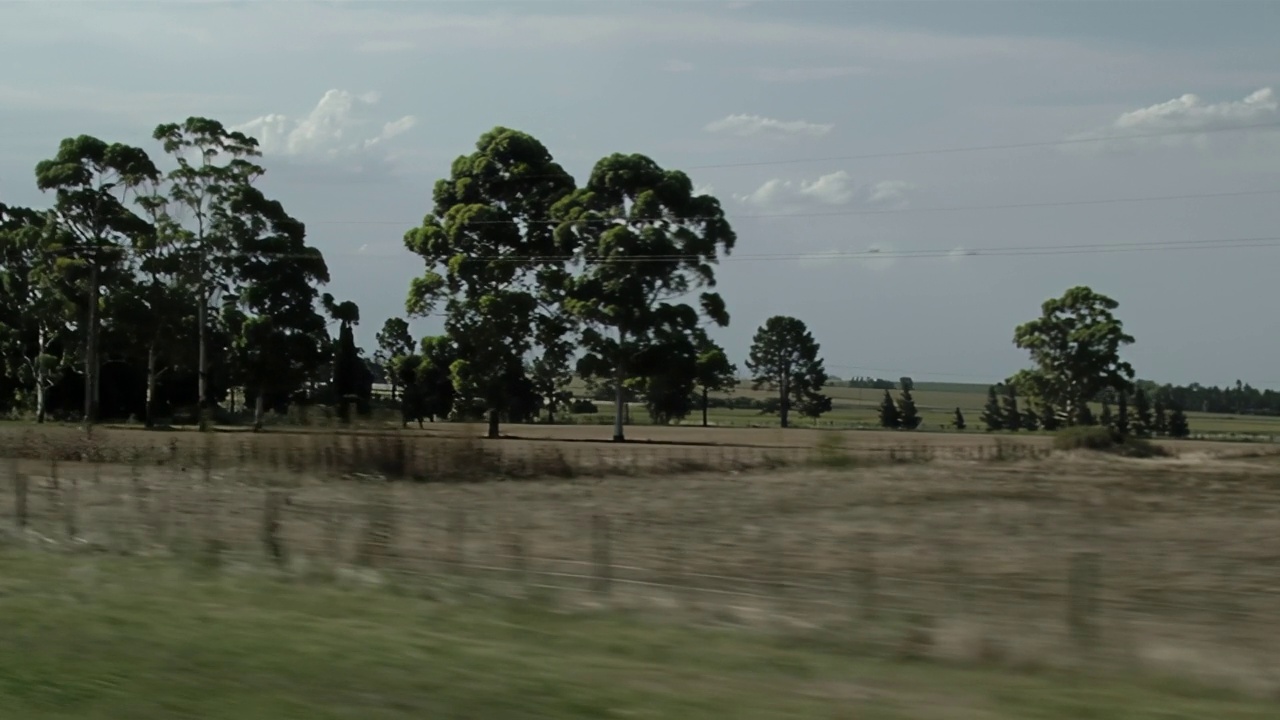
[1078,403,1096,426]
[878,388,900,429]
[1115,392,1130,438]
[1099,399,1113,430]
[1167,403,1190,438]
[952,407,966,431]
[980,385,1004,431]
[1133,388,1153,437]
[1153,396,1168,436]
[1002,384,1021,431]
[1022,407,1040,431]
[897,385,921,430]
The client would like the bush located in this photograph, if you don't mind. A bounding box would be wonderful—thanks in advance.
[569,399,598,414]
[1053,426,1169,458]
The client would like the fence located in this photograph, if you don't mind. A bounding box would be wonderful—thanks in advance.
[2,442,1279,693]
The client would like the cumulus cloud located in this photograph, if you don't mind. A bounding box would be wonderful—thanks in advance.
[757,66,869,83]
[704,113,833,139]
[233,89,418,160]
[736,171,916,212]
[1070,87,1279,151]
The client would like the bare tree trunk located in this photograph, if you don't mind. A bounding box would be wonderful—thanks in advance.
[612,372,626,443]
[35,325,47,424]
[84,262,99,427]
[145,344,158,428]
[253,388,265,431]
[780,370,790,429]
[702,387,709,427]
[197,281,209,431]
[487,408,500,439]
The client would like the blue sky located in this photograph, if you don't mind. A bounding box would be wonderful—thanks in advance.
[2,0,1278,387]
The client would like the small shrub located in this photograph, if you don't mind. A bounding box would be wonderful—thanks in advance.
[1053,426,1170,458]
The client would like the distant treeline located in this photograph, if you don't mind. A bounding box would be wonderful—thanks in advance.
[1136,380,1280,416]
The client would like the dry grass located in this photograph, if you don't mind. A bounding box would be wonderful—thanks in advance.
[3,423,1280,695]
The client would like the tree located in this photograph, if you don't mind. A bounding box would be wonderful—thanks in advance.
[404,128,576,439]
[1099,399,1113,431]
[527,312,576,424]
[980,385,1004,431]
[1009,286,1135,426]
[324,296,362,423]
[745,316,828,429]
[878,389,900,429]
[1133,388,1153,437]
[952,407,966,430]
[35,135,159,424]
[153,118,264,427]
[1002,384,1022,432]
[899,376,914,393]
[897,383,920,430]
[222,185,330,430]
[798,392,833,423]
[1167,402,1190,438]
[554,152,735,441]
[374,317,414,400]
[1115,391,1131,438]
[1039,401,1061,431]
[1022,407,1040,432]
[1153,395,1169,436]
[693,336,737,428]
[0,204,75,423]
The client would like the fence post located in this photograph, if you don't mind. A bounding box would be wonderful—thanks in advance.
[14,473,28,530]
[591,513,612,597]
[261,488,287,566]
[1067,551,1101,650]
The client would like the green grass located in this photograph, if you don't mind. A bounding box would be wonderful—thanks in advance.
[1,550,1277,719]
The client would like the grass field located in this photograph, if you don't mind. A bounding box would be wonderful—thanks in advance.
[4,549,1279,719]
[3,423,1280,714]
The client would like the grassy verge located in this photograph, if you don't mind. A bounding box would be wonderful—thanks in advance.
[0,551,1276,719]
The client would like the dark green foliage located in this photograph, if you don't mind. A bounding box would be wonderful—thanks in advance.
[1001,384,1021,432]
[1099,399,1113,430]
[1039,403,1061,431]
[1009,286,1134,426]
[878,389,900,429]
[1167,403,1191,438]
[1115,392,1131,439]
[745,316,829,428]
[1132,388,1153,437]
[980,385,1003,431]
[1053,425,1169,458]
[1022,407,1040,432]
[952,407,966,430]
[693,337,737,428]
[1153,396,1169,436]
[896,384,920,430]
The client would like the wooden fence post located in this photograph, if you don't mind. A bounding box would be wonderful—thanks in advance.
[1067,551,1101,650]
[591,513,612,597]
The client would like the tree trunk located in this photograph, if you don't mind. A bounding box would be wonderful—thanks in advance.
[390,381,398,401]
[145,344,158,428]
[197,283,209,431]
[253,388,265,431]
[702,387,709,427]
[35,325,47,424]
[84,262,99,426]
[612,372,626,443]
[487,408,500,439]
[780,370,790,429]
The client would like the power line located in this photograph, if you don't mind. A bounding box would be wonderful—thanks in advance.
[307,187,1280,227]
[684,120,1280,170]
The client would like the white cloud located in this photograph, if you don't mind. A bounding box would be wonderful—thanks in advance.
[1114,87,1276,132]
[664,59,694,73]
[1069,87,1279,151]
[234,89,417,160]
[757,66,869,83]
[737,172,916,212]
[704,113,833,139]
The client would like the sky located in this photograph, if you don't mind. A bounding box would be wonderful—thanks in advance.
[2,0,1279,388]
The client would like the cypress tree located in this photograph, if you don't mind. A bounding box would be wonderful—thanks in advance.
[1167,403,1190,438]
[1022,407,1040,432]
[897,385,920,430]
[1153,396,1168,436]
[953,407,966,431]
[1001,384,1021,432]
[878,388,900,429]
[980,385,1004,431]
[1115,392,1131,438]
[1133,388,1153,437]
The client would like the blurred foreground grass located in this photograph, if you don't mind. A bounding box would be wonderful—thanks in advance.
[0,551,1277,719]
